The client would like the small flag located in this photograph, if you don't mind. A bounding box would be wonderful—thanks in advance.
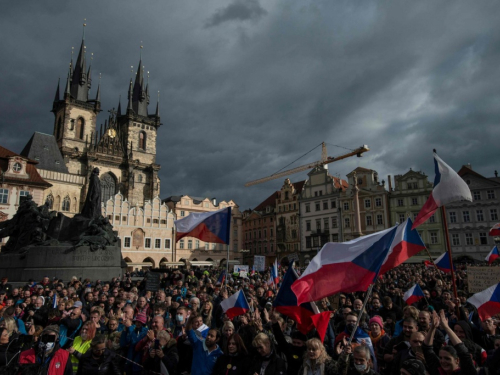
[489,223,500,237]
[220,290,250,319]
[52,294,57,309]
[217,270,226,284]
[271,259,279,284]
[175,207,231,244]
[423,260,434,269]
[485,246,500,265]
[434,252,455,273]
[467,283,500,321]
[403,284,425,305]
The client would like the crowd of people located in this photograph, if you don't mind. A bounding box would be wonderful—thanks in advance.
[0,262,499,375]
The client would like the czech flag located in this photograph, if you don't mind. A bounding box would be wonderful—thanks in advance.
[412,151,472,229]
[434,252,455,273]
[271,259,279,284]
[403,284,425,305]
[175,207,231,244]
[291,225,398,304]
[485,246,500,264]
[489,223,500,237]
[467,283,500,321]
[379,218,426,275]
[423,260,434,269]
[220,290,250,319]
[217,270,226,284]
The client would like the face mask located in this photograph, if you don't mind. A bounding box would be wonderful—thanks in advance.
[176,314,184,322]
[354,363,367,373]
[346,323,356,332]
[39,341,55,353]
[112,342,121,350]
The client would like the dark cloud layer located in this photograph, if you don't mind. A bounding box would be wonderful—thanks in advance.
[1,1,500,210]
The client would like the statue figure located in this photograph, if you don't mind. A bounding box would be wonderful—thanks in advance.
[69,216,118,252]
[81,167,102,220]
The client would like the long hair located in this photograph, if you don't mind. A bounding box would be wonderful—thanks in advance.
[303,338,331,365]
[227,333,248,355]
[82,321,96,341]
[202,301,213,327]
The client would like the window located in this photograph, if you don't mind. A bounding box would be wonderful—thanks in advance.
[306,221,311,231]
[305,204,310,213]
[315,202,320,211]
[366,215,372,226]
[331,200,337,209]
[75,117,85,140]
[449,212,457,223]
[365,199,371,208]
[332,234,339,242]
[146,218,151,224]
[463,211,470,222]
[316,220,321,231]
[480,232,488,245]
[399,214,405,223]
[473,191,481,201]
[413,212,419,221]
[145,238,151,248]
[19,190,30,204]
[212,243,216,250]
[263,229,267,238]
[188,240,193,249]
[124,237,131,248]
[195,240,200,249]
[476,210,484,221]
[397,199,404,207]
[429,214,435,223]
[155,239,161,249]
[179,240,184,249]
[160,219,166,224]
[375,198,382,207]
[465,233,473,245]
[324,218,329,229]
[343,202,349,211]
[292,229,297,239]
[323,201,328,210]
[377,214,383,225]
[452,234,460,246]
[331,217,338,228]
[165,239,171,249]
[180,211,185,217]
[139,131,146,150]
[430,232,438,244]
[487,190,495,199]
[46,194,54,209]
[138,174,143,183]
[184,200,189,205]
[344,217,350,228]
[306,237,312,248]
[62,196,71,211]
[411,197,418,206]
[491,209,498,221]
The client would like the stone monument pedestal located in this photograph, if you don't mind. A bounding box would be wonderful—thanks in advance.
[0,245,125,281]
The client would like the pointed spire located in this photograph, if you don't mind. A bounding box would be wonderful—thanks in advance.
[70,22,90,102]
[117,95,122,116]
[95,73,101,102]
[65,64,71,98]
[99,124,103,140]
[127,78,133,111]
[131,44,149,116]
[54,78,60,102]
[87,53,93,89]
[155,90,160,117]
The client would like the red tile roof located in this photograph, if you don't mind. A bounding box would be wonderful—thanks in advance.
[254,191,279,212]
[0,144,51,187]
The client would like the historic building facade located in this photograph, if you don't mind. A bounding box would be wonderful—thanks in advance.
[339,167,390,241]
[163,196,243,266]
[446,166,500,261]
[299,166,348,264]
[388,169,443,256]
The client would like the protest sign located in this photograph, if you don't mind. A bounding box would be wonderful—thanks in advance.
[467,266,500,293]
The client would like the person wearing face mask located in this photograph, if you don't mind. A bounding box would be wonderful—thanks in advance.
[342,345,379,375]
[212,333,249,375]
[19,325,73,375]
[173,306,188,338]
[76,334,121,375]
[68,321,97,374]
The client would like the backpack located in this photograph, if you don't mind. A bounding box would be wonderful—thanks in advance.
[59,319,82,347]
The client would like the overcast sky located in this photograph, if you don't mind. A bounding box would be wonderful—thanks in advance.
[1,1,500,210]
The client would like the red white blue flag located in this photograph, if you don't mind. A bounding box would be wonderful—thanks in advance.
[412,152,472,229]
[175,207,231,244]
[220,290,250,319]
[434,252,455,273]
[485,246,500,264]
[271,259,279,284]
[489,223,500,237]
[467,283,500,320]
[403,284,425,305]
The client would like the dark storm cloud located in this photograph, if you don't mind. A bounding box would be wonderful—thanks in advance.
[1,1,500,210]
[205,0,267,28]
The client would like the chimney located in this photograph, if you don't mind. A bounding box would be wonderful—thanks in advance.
[212,198,217,206]
[495,170,498,178]
[388,175,392,191]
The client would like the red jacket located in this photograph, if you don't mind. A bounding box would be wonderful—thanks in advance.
[19,348,71,375]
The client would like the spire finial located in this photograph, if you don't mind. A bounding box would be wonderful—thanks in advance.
[147,71,150,86]
[83,18,87,40]
[99,72,102,84]
[140,41,143,60]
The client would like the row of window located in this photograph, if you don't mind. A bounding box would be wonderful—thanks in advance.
[396,190,496,207]
[245,228,275,240]
[178,239,231,251]
[0,189,31,205]
[247,242,275,254]
[451,232,489,246]
[305,214,384,232]
[107,215,168,225]
[244,217,274,227]
[449,209,498,223]
[398,213,436,224]
[278,203,297,212]
[305,198,384,213]
[123,237,171,249]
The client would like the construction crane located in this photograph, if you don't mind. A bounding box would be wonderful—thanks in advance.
[244,143,370,187]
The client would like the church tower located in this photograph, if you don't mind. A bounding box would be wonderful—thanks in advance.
[51,32,101,176]
[117,57,162,206]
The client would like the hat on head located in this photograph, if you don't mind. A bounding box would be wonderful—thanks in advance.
[369,316,383,328]
[73,301,83,308]
[401,359,425,375]
[134,312,147,324]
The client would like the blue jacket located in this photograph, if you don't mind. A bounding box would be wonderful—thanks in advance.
[187,329,223,375]
[120,324,148,374]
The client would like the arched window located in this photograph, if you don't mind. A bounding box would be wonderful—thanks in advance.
[62,196,71,211]
[46,194,54,209]
[75,117,85,140]
[138,174,143,183]
[100,173,117,203]
[139,131,146,150]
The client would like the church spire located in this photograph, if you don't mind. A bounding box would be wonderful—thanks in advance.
[155,90,160,117]
[54,78,60,102]
[70,21,90,102]
[64,63,71,98]
[127,78,133,112]
[117,95,122,116]
[131,45,149,117]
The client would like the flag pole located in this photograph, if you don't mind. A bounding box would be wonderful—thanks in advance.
[441,206,459,303]
[347,284,374,345]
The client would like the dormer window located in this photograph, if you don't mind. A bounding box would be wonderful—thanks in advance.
[12,163,22,173]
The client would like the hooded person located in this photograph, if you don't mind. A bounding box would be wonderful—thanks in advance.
[19,324,73,375]
[452,320,486,366]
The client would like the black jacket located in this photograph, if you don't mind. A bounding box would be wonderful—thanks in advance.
[247,351,287,375]
[76,348,121,375]
[143,339,179,375]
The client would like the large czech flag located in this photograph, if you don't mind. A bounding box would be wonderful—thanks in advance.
[175,207,231,244]
[403,284,425,305]
[489,223,500,237]
[485,246,500,264]
[468,283,500,321]
[220,290,250,319]
[434,252,455,273]
[412,152,472,229]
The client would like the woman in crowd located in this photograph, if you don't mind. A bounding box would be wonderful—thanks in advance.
[221,321,235,352]
[212,333,248,375]
[298,338,340,375]
[0,317,19,340]
[77,334,121,375]
[368,316,390,373]
[248,333,287,375]
[0,327,15,367]
[201,301,213,328]
[69,321,97,373]
[143,330,179,375]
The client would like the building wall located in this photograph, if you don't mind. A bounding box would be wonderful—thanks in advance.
[242,209,277,267]
[39,169,86,217]
[276,179,301,260]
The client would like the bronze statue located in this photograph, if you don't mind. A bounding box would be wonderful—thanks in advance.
[81,167,102,220]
